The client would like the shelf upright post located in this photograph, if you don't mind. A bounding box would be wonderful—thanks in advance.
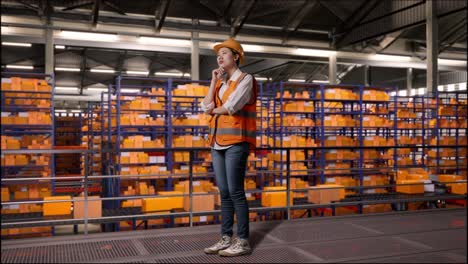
[435,89,440,175]
[319,84,325,184]
[392,87,398,197]
[358,85,364,199]
[166,78,174,190]
[455,92,459,175]
[50,73,56,195]
[115,76,122,211]
[279,81,284,186]
[422,95,426,167]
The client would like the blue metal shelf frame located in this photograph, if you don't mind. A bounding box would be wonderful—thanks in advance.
[433,90,467,176]
[1,71,56,235]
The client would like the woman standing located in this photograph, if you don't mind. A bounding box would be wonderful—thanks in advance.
[201,38,257,257]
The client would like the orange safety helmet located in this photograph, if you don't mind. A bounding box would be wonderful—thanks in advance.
[213,38,245,64]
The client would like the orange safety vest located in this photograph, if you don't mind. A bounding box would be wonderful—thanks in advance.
[208,73,257,149]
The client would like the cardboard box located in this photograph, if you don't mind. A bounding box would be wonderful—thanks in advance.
[183,192,214,212]
[73,195,102,219]
[43,196,72,216]
[396,180,424,194]
[307,184,345,204]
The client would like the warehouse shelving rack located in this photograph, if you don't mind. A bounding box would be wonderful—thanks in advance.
[1,72,55,190]
[266,81,319,193]
[55,113,83,179]
[266,82,400,217]
[430,90,467,176]
[1,71,56,237]
[169,78,213,184]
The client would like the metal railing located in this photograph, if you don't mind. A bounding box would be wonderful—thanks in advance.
[1,147,467,235]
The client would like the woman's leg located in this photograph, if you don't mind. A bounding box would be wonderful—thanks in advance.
[211,148,234,237]
[224,142,250,239]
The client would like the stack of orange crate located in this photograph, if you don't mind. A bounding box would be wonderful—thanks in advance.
[1,77,54,237]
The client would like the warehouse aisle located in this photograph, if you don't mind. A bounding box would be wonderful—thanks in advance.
[2,208,466,263]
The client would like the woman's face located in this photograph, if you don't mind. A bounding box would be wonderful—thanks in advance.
[217,47,239,69]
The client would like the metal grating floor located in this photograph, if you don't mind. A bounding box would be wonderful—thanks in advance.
[2,208,466,263]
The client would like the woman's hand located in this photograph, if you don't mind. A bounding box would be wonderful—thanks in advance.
[212,67,225,81]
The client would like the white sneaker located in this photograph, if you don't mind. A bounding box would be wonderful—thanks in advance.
[218,238,252,257]
[204,235,232,254]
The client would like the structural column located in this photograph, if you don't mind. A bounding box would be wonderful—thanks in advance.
[45,28,54,75]
[328,53,337,85]
[191,30,200,81]
[407,68,413,95]
[426,0,438,93]
[364,65,371,86]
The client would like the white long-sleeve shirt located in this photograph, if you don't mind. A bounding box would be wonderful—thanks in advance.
[200,68,254,150]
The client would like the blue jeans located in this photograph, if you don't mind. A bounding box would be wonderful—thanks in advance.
[211,142,250,239]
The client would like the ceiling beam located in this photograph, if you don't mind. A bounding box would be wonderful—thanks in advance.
[270,62,291,82]
[283,62,307,81]
[18,1,39,11]
[332,0,381,49]
[231,0,257,37]
[375,30,404,53]
[92,0,101,27]
[155,0,171,33]
[282,0,320,44]
[116,50,127,75]
[221,0,233,25]
[305,64,327,82]
[62,2,94,12]
[318,0,346,22]
[103,0,126,16]
[439,17,466,47]
[439,29,467,55]
[199,0,229,26]
[79,48,88,95]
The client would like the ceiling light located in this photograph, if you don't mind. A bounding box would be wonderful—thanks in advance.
[398,90,407,96]
[55,109,67,113]
[126,70,149,75]
[243,44,264,52]
[60,30,118,42]
[55,86,79,91]
[288,79,305,82]
[90,69,115,74]
[121,89,141,93]
[87,87,108,92]
[138,37,191,47]
[2,42,32,47]
[410,89,417,96]
[437,85,444,91]
[155,72,183,77]
[6,65,34,69]
[71,110,82,113]
[312,80,329,83]
[458,82,467,91]
[373,54,411,61]
[183,73,191,78]
[295,48,336,58]
[55,45,65,49]
[438,59,465,66]
[255,77,268,81]
[417,88,426,95]
[55,67,80,72]
[447,84,455,91]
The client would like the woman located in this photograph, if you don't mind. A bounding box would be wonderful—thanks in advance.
[201,38,257,257]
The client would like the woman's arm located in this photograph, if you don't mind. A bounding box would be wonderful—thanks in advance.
[201,68,225,114]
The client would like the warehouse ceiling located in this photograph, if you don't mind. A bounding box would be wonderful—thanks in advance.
[1,0,467,108]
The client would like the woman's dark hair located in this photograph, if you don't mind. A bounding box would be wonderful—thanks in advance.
[229,48,240,67]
